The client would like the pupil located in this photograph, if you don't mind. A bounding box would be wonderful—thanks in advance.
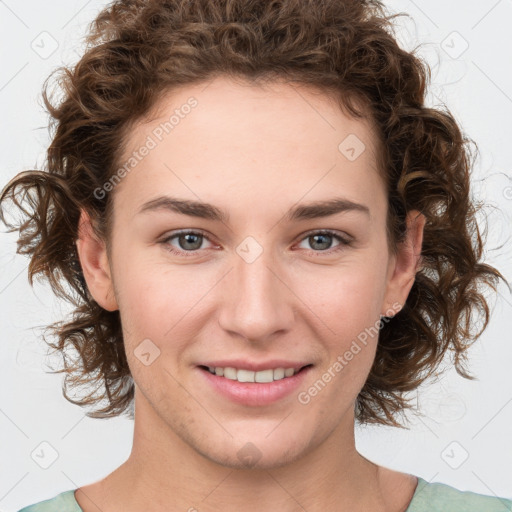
[181,233,202,250]
[311,234,331,250]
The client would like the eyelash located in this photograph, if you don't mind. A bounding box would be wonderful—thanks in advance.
[159,229,353,258]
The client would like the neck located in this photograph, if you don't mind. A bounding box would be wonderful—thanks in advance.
[93,394,392,512]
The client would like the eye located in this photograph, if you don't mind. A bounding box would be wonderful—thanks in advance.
[160,230,215,257]
[159,229,353,258]
[295,230,352,254]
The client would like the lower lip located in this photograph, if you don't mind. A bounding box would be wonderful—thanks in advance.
[197,366,312,406]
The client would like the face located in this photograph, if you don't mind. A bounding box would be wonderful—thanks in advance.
[78,76,422,470]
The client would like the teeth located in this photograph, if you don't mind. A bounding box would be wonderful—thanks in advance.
[284,368,295,377]
[207,366,300,382]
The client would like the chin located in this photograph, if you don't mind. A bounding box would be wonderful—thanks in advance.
[191,429,314,471]
[202,445,306,471]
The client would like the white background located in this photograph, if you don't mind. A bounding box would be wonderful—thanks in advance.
[0,0,511,510]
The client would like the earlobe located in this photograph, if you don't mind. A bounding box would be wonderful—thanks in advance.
[75,209,118,312]
[381,209,425,317]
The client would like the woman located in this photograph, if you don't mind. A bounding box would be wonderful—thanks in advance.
[2,0,511,510]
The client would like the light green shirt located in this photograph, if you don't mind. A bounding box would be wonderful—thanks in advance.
[17,477,512,511]
[405,477,512,511]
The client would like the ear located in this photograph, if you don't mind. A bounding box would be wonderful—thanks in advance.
[381,209,425,317]
[75,208,118,312]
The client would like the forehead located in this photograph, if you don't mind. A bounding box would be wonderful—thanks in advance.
[113,76,384,218]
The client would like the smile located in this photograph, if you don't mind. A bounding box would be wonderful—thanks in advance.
[204,366,300,383]
[198,364,313,406]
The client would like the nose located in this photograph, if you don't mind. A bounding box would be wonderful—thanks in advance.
[217,245,295,343]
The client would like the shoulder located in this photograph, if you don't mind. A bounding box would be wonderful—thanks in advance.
[407,477,512,512]
[17,490,82,512]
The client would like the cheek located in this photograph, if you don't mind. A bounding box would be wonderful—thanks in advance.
[111,250,201,345]
[298,254,389,327]
[294,254,388,386]
[114,260,236,384]
[304,270,385,405]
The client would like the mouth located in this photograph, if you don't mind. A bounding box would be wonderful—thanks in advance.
[199,364,312,382]
[197,364,314,406]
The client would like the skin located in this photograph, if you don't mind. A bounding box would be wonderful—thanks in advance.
[75,76,425,512]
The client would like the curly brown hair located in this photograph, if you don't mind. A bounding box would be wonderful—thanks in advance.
[0,0,506,427]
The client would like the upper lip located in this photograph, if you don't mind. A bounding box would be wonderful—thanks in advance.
[198,360,311,372]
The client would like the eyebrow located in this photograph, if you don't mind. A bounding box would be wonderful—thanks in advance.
[136,195,371,223]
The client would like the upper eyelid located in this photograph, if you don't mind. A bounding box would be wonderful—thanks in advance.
[162,228,215,244]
